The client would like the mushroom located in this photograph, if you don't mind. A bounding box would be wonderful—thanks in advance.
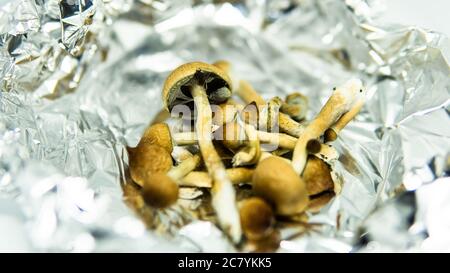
[252,156,309,216]
[180,168,254,188]
[237,80,306,137]
[139,153,202,208]
[292,79,364,175]
[280,92,309,121]
[239,197,275,241]
[128,126,202,207]
[323,97,365,142]
[162,62,242,242]
[129,121,203,181]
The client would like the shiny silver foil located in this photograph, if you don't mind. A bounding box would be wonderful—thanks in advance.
[0,0,449,252]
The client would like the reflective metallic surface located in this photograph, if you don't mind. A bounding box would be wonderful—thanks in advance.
[0,0,449,252]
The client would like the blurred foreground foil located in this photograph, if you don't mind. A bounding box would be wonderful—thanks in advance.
[0,0,449,252]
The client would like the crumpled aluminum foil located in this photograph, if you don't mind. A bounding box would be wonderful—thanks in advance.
[0,0,449,252]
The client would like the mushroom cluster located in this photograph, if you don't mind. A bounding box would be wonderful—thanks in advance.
[123,60,365,250]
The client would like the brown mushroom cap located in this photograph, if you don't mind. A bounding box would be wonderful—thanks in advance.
[302,156,334,196]
[162,62,233,112]
[239,197,275,241]
[141,123,173,153]
[142,172,179,208]
[252,157,309,216]
[128,144,172,186]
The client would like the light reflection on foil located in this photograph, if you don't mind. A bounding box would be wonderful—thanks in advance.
[0,0,449,252]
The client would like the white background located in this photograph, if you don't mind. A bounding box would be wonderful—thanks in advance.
[380,0,450,36]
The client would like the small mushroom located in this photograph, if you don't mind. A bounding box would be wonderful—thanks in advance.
[140,153,202,208]
[162,62,242,242]
[252,157,309,216]
[128,144,172,187]
[280,92,309,121]
[292,79,364,175]
[239,197,275,241]
[323,97,365,142]
[180,168,254,188]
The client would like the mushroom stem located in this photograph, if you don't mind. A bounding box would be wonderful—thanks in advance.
[292,79,363,175]
[324,98,365,142]
[237,80,306,137]
[180,168,254,188]
[167,154,201,180]
[191,84,242,243]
